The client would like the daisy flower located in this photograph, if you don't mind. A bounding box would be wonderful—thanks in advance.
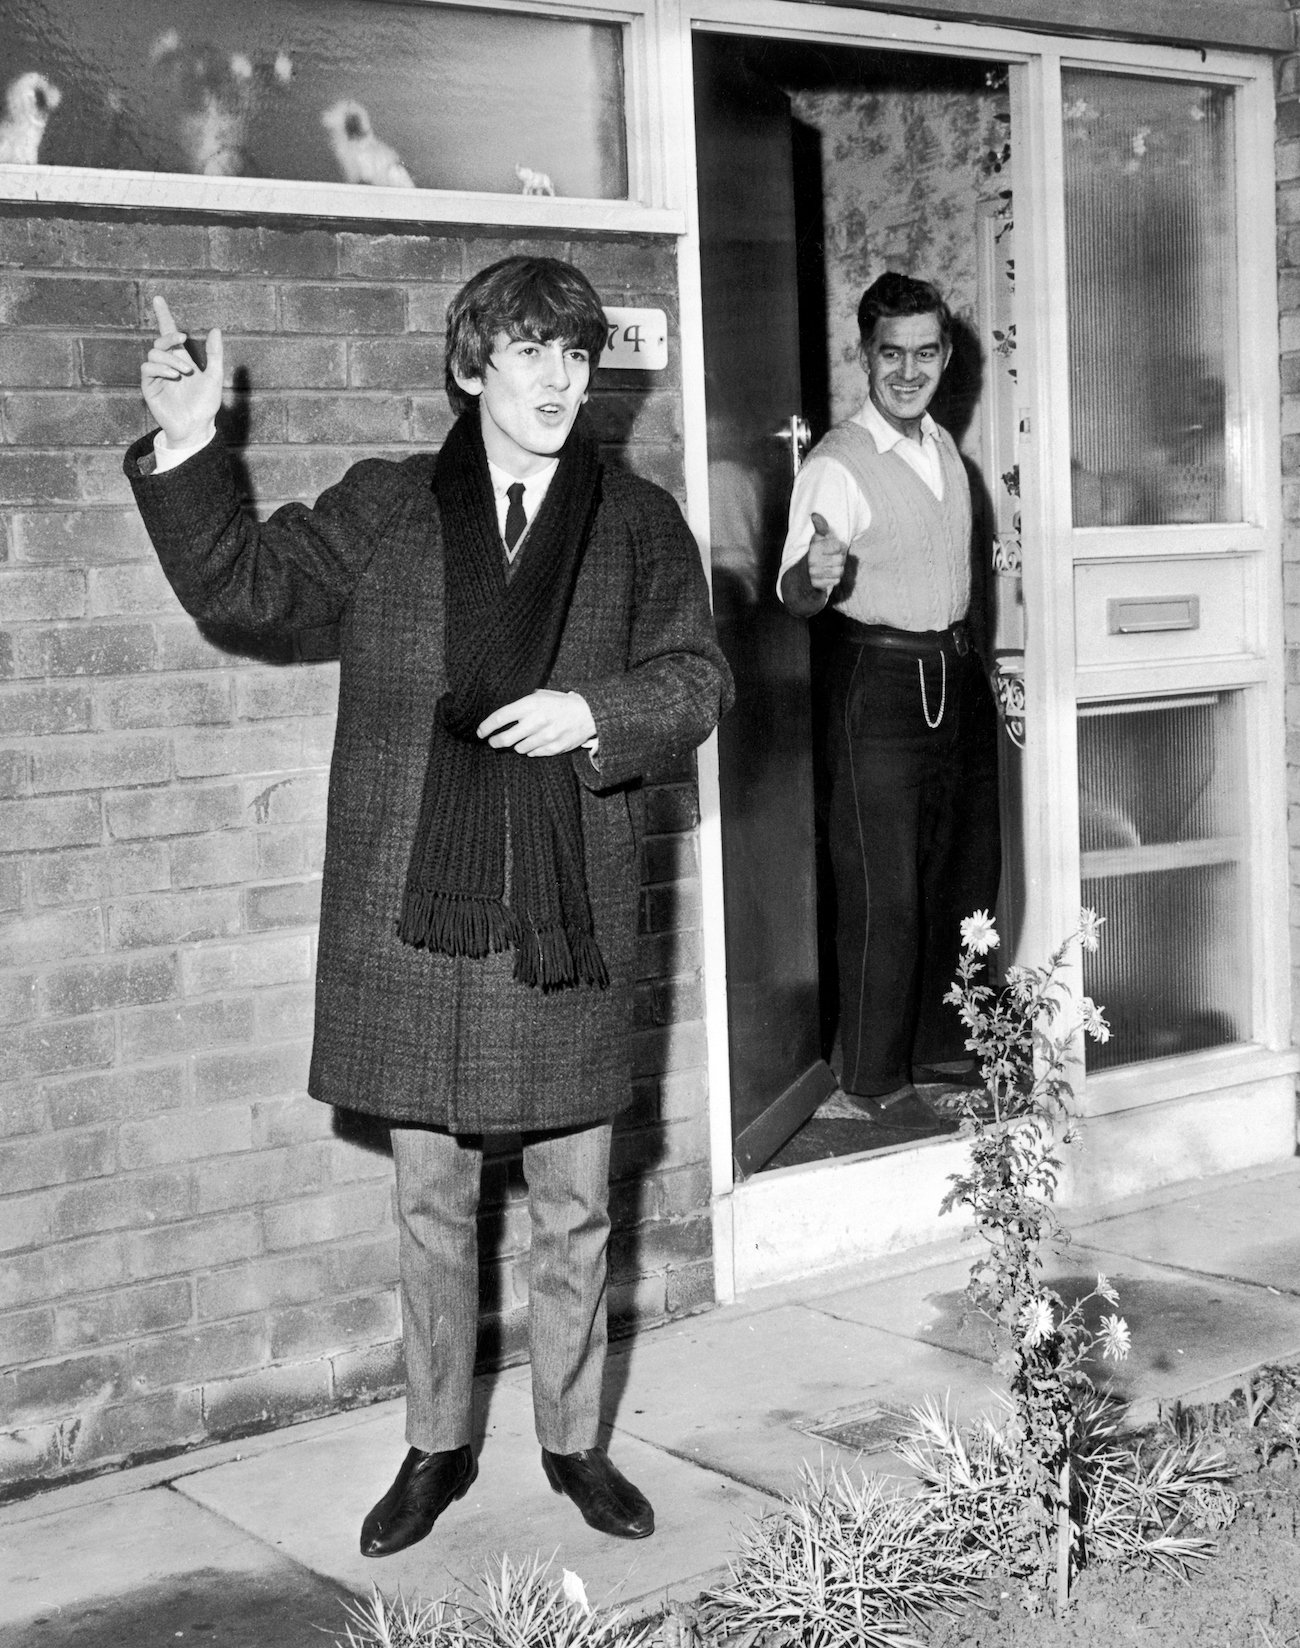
[1020,1295,1055,1347]
[1081,997,1110,1043]
[1098,1313,1131,1361]
[1004,964,1035,998]
[1078,907,1106,953]
[960,910,1000,955]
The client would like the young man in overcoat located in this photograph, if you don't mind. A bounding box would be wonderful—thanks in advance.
[125,256,733,1555]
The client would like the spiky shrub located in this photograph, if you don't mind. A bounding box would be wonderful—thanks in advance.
[898,1393,1236,1591]
[697,1459,986,1647]
[336,1587,468,1648]
[466,1556,655,1648]
[334,1557,656,1648]
[934,910,1236,1602]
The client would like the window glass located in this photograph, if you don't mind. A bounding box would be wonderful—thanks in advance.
[1078,693,1248,1070]
[0,0,627,199]
[1062,71,1239,526]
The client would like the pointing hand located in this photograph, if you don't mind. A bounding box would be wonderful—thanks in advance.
[140,294,224,448]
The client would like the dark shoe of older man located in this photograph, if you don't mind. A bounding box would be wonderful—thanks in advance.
[846,1082,952,1134]
[542,1446,655,1539]
[360,1444,477,1557]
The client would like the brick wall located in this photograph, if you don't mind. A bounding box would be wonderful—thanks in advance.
[1282,18,1300,1047]
[0,208,713,1496]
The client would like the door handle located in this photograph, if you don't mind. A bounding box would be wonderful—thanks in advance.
[772,414,812,479]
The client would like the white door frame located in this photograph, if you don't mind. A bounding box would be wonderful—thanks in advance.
[664,0,1292,1298]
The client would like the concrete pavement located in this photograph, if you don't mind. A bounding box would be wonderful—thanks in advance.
[5,1156,1300,1645]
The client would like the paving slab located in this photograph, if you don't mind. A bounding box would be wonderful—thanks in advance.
[1070,1168,1300,1294]
[0,1481,354,1648]
[174,1379,773,1618]
[570,1301,1001,1497]
[815,1245,1300,1414]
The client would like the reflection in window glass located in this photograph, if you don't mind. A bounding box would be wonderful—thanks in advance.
[1063,72,1239,526]
[1078,694,1248,1071]
[0,0,627,199]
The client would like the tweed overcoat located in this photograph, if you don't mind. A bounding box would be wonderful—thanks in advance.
[124,429,733,1132]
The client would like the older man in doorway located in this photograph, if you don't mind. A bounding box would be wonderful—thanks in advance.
[779,271,1000,1132]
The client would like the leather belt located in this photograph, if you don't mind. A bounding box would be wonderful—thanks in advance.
[827,612,971,658]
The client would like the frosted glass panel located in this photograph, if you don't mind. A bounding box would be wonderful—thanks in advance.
[1078,695,1248,1070]
[0,0,627,198]
[1063,71,1239,526]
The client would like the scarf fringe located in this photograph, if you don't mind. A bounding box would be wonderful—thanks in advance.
[397,893,609,991]
[397,890,519,957]
[513,923,610,992]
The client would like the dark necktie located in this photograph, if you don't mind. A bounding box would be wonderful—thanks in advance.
[504,482,526,553]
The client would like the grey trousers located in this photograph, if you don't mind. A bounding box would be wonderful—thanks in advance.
[390,1121,612,1455]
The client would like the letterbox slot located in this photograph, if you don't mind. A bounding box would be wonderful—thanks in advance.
[1107,595,1200,635]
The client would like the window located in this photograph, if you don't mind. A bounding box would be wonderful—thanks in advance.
[1078,694,1249,1070]
[1062,70,1240,527]
[0,0,653,221]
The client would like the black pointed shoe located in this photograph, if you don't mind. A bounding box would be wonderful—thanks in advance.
[360,1444,477,1558]
[541,1445,655,1539]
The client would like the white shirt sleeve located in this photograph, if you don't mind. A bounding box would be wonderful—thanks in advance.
[776,453,872,602]
[152,423,218,473]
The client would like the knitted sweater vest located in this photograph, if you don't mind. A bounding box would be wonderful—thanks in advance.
[814,420,972,632]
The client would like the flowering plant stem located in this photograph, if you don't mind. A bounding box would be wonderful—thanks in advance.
[940,910,1125,1607]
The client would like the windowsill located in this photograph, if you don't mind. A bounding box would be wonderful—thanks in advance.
[1083,1041,1300,1118]
[0,164,686,235]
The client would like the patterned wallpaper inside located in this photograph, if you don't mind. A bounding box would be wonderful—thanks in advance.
[790,83,1011,448]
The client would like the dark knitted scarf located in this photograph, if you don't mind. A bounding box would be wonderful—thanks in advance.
[397,409,608,991]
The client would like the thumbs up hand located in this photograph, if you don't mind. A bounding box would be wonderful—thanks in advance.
[805,511,849,592]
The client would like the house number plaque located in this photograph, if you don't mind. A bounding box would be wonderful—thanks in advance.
[601,308,668,371]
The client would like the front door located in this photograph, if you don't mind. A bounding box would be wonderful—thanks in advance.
[694,34,837,1177]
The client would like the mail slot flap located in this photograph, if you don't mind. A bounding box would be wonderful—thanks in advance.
[1075,557,1249,669]
[1108,595,1200,635]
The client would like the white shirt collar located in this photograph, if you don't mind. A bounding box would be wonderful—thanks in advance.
[487,456,558,507]
[851,395,939,454]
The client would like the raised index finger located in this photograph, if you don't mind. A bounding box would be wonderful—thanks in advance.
[152,294,183,342]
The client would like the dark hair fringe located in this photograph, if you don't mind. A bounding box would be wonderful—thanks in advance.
[445,255,608,416]
[857,270,953,349]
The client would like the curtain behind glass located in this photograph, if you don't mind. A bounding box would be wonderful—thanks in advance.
[1063,71,1239,526]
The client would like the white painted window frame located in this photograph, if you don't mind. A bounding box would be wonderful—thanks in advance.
[0,0,685,233]
[666,0,1294,1287]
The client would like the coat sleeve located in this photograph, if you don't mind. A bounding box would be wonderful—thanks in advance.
[123,430,405,640]
[569,478,734,791]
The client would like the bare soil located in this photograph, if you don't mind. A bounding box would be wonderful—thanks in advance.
[924,1374,1300,1648]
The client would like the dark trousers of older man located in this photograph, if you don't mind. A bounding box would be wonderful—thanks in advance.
[390,1121,611,1453]
[822,615,1001,1099]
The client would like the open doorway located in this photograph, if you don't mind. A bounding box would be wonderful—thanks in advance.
[695,32,1021,1177]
